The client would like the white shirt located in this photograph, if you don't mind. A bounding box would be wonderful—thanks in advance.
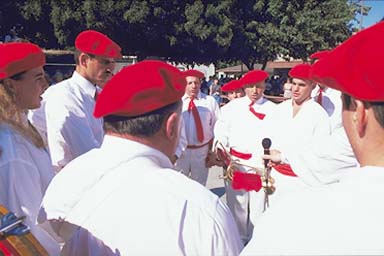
[214,96,276,166]
[312,86,358,171]
[29,71,103,171]
[0,121,60,255]
[264,99,334,186]
[40,135,243,255]
[241,166,384,255]
[181,92,220,146]
[312,87,342,130]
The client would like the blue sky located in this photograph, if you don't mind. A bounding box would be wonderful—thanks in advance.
[354,0,384,28]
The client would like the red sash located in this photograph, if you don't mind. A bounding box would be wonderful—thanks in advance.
[232,171,262,192]
[273,164,297,177]
[229,148,252,160]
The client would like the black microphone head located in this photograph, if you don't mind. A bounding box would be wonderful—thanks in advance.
[262,138,272,149]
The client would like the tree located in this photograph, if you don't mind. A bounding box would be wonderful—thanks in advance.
[2,0,359,70]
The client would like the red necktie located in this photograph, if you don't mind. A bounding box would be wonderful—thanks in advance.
[249,101,266,120]
[188,97,204,143]
[317,88,323,106]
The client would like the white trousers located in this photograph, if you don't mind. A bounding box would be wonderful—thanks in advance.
[225,177,253,245]
[175,145,209,186]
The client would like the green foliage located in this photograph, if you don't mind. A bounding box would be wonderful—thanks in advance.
[1,0,360,70]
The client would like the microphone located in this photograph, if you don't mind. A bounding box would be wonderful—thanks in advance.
[262,138,271,168]
[261,138,273,210]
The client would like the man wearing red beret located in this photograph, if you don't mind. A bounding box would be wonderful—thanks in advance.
[39,60,243,255]
[310,51,357,172]
[213,69,276,244]
[221,79,245,103]
[247,64,331,221]
[242,21,384,255]
[0,42,60,255]
[174,69,220,186]
[29,30,122,171]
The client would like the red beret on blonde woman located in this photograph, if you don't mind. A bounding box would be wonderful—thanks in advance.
[0,42,60,255]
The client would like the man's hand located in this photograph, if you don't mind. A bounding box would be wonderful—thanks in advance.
[262,149,282,167]
[205,151,224,168]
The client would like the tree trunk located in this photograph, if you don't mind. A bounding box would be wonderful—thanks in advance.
[261,58,268,70]
[241,59,253,73]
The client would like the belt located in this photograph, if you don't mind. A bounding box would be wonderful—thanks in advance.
[229,148,252,160]
[187,139,213,149]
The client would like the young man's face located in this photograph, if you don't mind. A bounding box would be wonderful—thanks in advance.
[243,81,265,102]
[291,78,315,105]
[227,88,245,101]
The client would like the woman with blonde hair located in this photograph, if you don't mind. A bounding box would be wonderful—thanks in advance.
[0,42,60,255]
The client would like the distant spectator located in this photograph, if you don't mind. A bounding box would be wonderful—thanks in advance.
[283,77,293,99]
[52,69,64,84]
[200,76,209,94]
[210,77,221,105]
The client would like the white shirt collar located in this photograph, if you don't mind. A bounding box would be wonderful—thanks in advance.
[71,71,98,99]
[182,91,203,100]
[102,135,174,169]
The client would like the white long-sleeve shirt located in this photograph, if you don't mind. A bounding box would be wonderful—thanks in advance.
[242,166,384,255]
[0,121,60,255]
[311,86,358,171]
[214,96,276,165]
[181,92,220,147]
[262,99,333,189]
[29,71,103,171]
[40,135,243,255]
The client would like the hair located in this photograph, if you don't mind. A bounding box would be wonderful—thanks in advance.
[74,50,97,65]
[104,100,182,137]
[342,93,384,128]
[0,72,45,148]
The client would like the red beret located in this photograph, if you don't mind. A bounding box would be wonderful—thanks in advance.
[289,63,312,80]
[311,21,384,102]
[0,42,45,79]
[310,50,330,60]
[221,80,242,92]
[240,70,269,86]
[75,30,122,59]
[94,60,186,118]
[183,69,204,79]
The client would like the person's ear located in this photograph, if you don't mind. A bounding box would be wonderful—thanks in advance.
[79,53,89,68]
[354,99,368,137]
[165,112,180,140]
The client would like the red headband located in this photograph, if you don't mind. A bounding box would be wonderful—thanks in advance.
[0,42,45,79]
[94,60,186,118]
[311,21,384,102]
[240,70,269,86]
[183,69,204,79]
[75,30,122,59]
[289,64,312,80]
[221,80,242,92]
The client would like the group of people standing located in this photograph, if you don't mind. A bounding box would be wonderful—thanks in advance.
[0,20,384,255]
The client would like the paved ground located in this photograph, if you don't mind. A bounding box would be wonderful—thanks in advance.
[206,166,226,202]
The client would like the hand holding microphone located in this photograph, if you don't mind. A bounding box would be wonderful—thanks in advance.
[261,137,282,167]
[261,138,276,209]
[262,138,271,168]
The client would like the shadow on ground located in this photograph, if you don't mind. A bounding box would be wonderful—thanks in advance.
[210,187,226,198]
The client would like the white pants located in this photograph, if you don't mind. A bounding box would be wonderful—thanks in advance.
[225,177,253,245]
[175,145,209,186]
